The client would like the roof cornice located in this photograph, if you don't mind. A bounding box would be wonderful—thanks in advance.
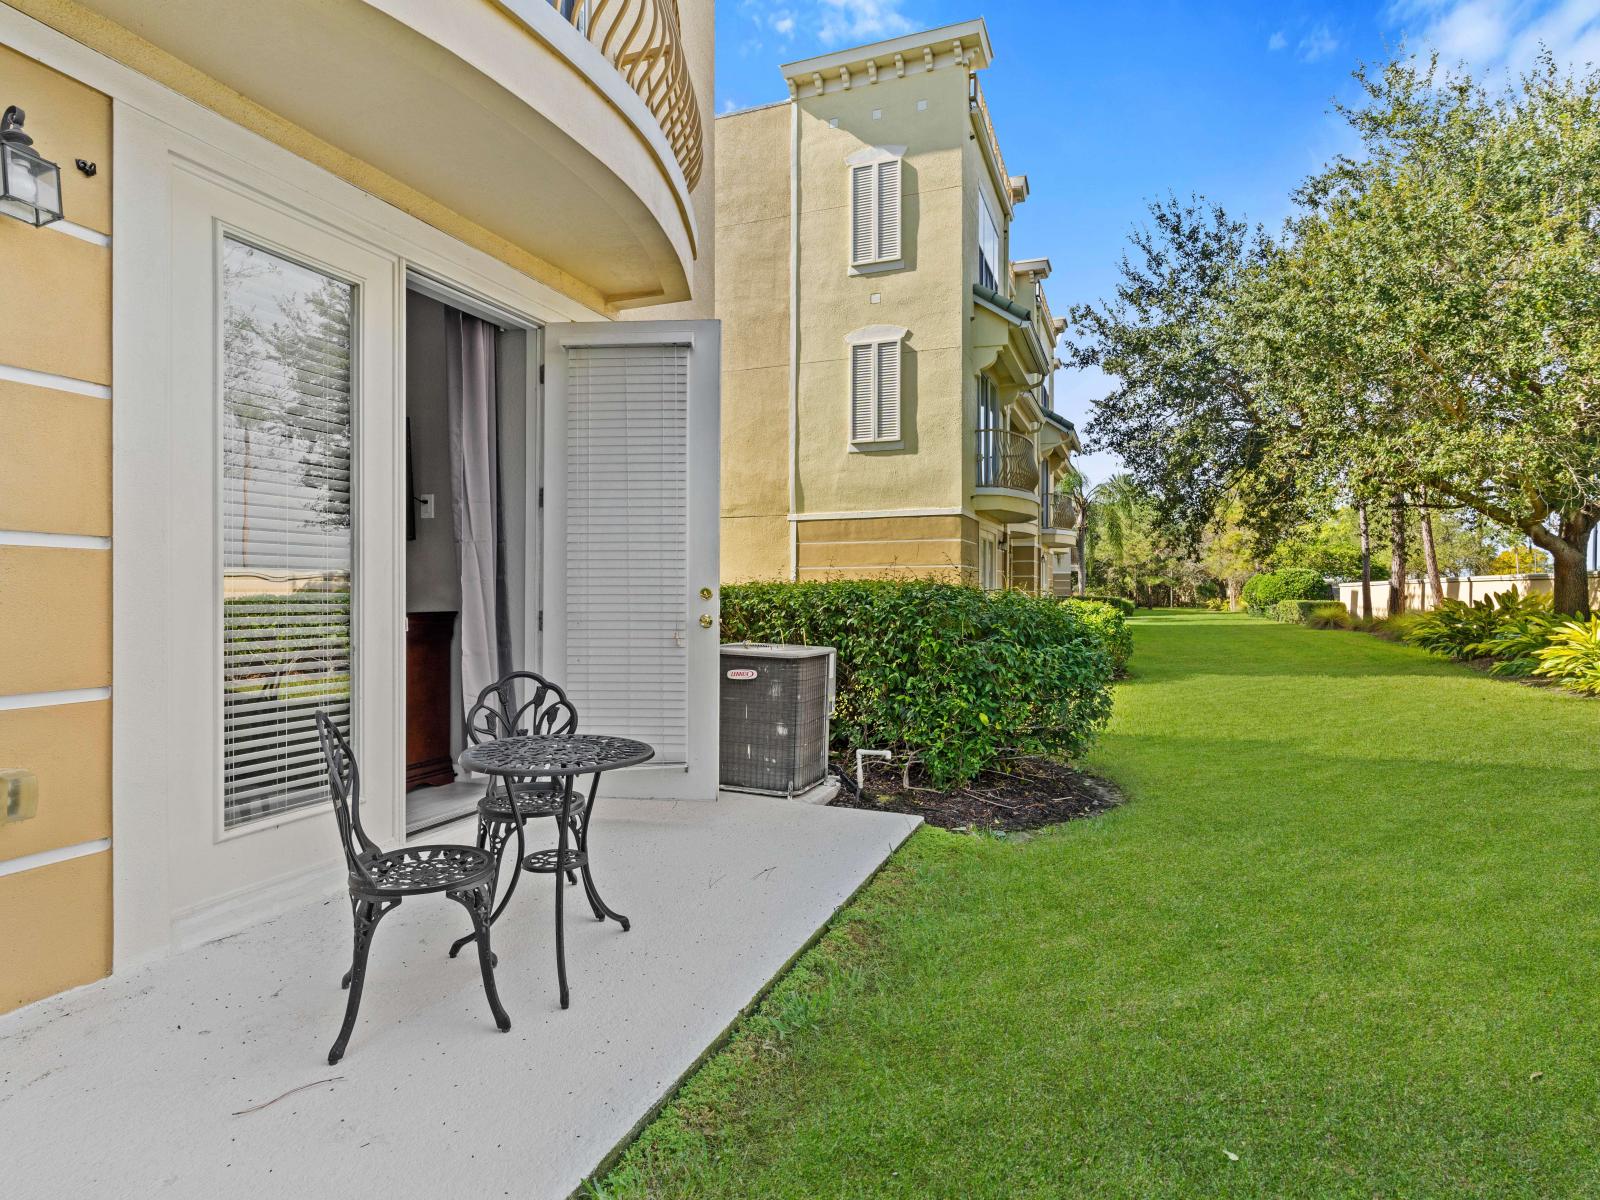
[781,19,992,86]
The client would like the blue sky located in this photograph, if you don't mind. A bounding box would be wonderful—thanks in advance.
[716,0,1600,488]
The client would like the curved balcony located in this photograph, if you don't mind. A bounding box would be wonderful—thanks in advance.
[1041,493,1081,547]
[973,428,1040,523]
[562,0,704,191]
[73,0,705,309]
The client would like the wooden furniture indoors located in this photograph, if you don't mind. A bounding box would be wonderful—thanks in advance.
[405,610,457,789]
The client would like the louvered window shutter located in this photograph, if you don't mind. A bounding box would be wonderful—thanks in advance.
[850,164,874,265]
[876,159,901,261]
[850,343,875,441]
[876,341,901,440]
[564,343,690,763]
[219,237,354,829]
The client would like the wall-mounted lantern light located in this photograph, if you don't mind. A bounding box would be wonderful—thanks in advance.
[0,106,63,228]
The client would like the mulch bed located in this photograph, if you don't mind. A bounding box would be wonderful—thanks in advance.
[830,755,1124,833]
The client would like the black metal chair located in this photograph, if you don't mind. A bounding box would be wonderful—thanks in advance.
[462,671,581,868]
[447,672,623,978]
[315,712,510,1065]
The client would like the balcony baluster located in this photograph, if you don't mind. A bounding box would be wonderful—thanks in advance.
[554,0,705,190]
[975,427,1039,494]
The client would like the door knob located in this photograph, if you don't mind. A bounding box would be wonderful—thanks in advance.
[699,614,714,628]
[699,587,714,600]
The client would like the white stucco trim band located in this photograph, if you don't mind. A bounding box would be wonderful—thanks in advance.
[0,687,112,710]
[0,530,111,550]
[0,361,111,398]
[0,838,111,879]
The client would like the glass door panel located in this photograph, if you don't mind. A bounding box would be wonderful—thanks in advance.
[220,238,355,829]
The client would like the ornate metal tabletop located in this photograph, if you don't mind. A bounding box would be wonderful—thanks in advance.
[459,733,655,778]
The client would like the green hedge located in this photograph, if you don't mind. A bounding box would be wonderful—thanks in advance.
[1060,599,1133,675]
[1243,569,1331,615]
[1273,599,1332,623]
[721,580,1116,787]
[1075,593,1136,616]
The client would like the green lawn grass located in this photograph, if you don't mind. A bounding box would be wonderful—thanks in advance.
[597,611,1600,1198]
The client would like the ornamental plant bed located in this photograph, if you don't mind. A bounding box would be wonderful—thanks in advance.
[832,755,1123,832]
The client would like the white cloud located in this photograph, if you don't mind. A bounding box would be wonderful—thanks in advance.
[1386,0,1600,78]
[1268,30,1289,51]
[815,0,918,48]
[773,13,796,37]
[1298,23,1341,61]
[720,97,740,114]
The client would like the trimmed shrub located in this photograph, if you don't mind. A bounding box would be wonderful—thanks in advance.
[1532,616,1600,694]
[1273,599,1345,624]
[1060,599,1132,676]
[721,580,1116,787]
[1240,573,1271,614]
[1075,593,1135,616]
[1243,569,1331,615]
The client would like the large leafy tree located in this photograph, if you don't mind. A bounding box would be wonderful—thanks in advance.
[1242,55,1600,614]
[1066,198,1311,549]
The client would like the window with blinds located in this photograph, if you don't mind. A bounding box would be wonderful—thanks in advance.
[849,337,902,444]
[849,155,903,267]
[220,237,355,829]
[564,343,689,763]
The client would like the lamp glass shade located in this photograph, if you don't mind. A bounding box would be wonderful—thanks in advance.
[0,140,63,226]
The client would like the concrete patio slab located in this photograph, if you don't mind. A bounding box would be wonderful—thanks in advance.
[1,793,919,1200]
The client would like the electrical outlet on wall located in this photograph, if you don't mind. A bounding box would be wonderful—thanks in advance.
[2,768,39,823]
[418,493,436,520]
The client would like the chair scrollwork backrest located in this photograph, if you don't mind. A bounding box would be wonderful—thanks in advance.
[464,671,579,745]
[315,711,378,883]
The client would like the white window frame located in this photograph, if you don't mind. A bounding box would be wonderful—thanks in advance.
[845,324,907,449]
[979,528,1001,591]
[846,145,905,272]
[977,188,1002,291]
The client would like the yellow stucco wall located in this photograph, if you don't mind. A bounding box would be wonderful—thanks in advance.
[715,102,792,582]
[0,850,112,1011]
[0,41,114,1015]
[793,69,970,518]
[796,514,975,583]
[0,701,111,864]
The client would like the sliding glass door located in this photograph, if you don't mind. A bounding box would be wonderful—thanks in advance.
[160,165,400,937]
[220,238,355,829]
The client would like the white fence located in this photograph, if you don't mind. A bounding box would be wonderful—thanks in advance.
[1329,573,1600,618]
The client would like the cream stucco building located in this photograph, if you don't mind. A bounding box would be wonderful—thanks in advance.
[716,19,1084,593]
[0,0,723,1015]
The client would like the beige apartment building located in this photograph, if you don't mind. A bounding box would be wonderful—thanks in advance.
[717,18,1084,594]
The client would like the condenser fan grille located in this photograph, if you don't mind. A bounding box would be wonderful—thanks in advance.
[719,644,835,797]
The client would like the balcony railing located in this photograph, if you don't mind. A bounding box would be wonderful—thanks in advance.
[1043,492,1080,531]
[976,428,1039,493]
[555,0,705,190]
[967,75,1007,202]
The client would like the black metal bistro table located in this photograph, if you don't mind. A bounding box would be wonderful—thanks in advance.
[456,733,654,1008]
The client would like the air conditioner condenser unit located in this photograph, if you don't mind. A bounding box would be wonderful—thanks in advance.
[719,643,836,798]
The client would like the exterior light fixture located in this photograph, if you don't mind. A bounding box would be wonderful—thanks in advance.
[0,106,63,228]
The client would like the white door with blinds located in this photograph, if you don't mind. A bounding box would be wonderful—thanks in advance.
[542,321,721,800]
[160,164,402,936]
